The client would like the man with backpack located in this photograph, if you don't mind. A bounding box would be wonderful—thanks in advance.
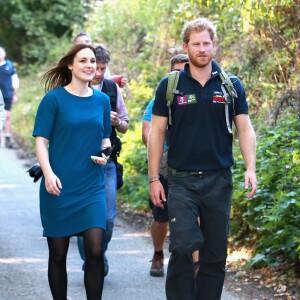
[77,45,129,277]
[142,54,189,277]
[148,17,257,300]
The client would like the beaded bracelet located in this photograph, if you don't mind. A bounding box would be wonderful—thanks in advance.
[149,178,160,184]
[148,175,159,182]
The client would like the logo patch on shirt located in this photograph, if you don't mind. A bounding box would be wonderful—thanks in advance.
[177,95,188,106]
[177,94,197,106]
[213,91,226,104]
[187,94,197,104]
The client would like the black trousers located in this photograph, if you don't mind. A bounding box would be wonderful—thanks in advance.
[166,168,233,300]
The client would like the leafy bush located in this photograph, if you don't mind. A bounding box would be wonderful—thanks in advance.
[118,123,149,210]
[12,67,45,151]
[0,0,90,65]
[126,80,154,123]
[231,112,300,267]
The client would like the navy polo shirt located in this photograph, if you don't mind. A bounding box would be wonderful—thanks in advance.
[0,60,16,99]
[152,60,248,171]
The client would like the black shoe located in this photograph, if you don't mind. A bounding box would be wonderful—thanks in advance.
[5,136,13,148]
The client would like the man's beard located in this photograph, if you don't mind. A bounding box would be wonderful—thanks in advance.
[189,53,212,68]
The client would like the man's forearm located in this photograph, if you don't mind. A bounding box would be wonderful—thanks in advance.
[148,130,164,177]
[142,120,150,147]
[239,126,256,171]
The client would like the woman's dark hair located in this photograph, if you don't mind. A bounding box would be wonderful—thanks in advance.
[42,43,96,92]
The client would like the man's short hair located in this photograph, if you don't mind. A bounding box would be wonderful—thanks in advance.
[72,32,92,44]
[170,54,189,70]
[182,17,217,44]
[94,45,110,64]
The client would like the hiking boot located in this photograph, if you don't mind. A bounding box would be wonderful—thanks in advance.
[150,253,164,277]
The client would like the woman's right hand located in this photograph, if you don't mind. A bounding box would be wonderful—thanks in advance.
[44,172,62,196]
[36,136,62,196]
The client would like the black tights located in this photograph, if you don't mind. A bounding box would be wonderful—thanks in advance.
[47,228,104,300]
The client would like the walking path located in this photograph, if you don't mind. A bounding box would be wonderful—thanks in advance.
[0,146,239,299]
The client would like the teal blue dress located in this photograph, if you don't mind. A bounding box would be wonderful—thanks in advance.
[33,87,111,237]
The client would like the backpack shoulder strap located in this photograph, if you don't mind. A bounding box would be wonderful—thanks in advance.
[219,70,238,134]
[219,70,237,99]
[103,79,118,111]
[166,71,180,126]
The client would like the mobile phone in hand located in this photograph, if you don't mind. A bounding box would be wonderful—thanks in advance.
[99,145,115,156]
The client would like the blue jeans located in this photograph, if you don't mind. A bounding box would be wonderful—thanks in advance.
[77,159,117,262]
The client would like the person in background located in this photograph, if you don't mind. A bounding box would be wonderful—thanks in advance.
[0,46,19,148]
[77,44,129,277]
[142,53,189,277]
[73,32,127,88]
[33,43,111,300]
[72,32,93,45]
[148,17,257,299]
[0,90,6,132]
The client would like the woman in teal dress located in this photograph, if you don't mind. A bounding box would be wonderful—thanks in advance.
[33,43,111,300]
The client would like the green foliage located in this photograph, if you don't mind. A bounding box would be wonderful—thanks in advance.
[125,80,154,123]
[85,0,183,82]
[231,113,300,266]
[12,65,46,150]
[220,1,299,120]
[117,123,149,210]
[0,0,92,65]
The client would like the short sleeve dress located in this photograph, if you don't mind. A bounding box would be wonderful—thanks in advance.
[33,87,111,237]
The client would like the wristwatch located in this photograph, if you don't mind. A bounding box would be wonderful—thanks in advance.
[116,119,122,128]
